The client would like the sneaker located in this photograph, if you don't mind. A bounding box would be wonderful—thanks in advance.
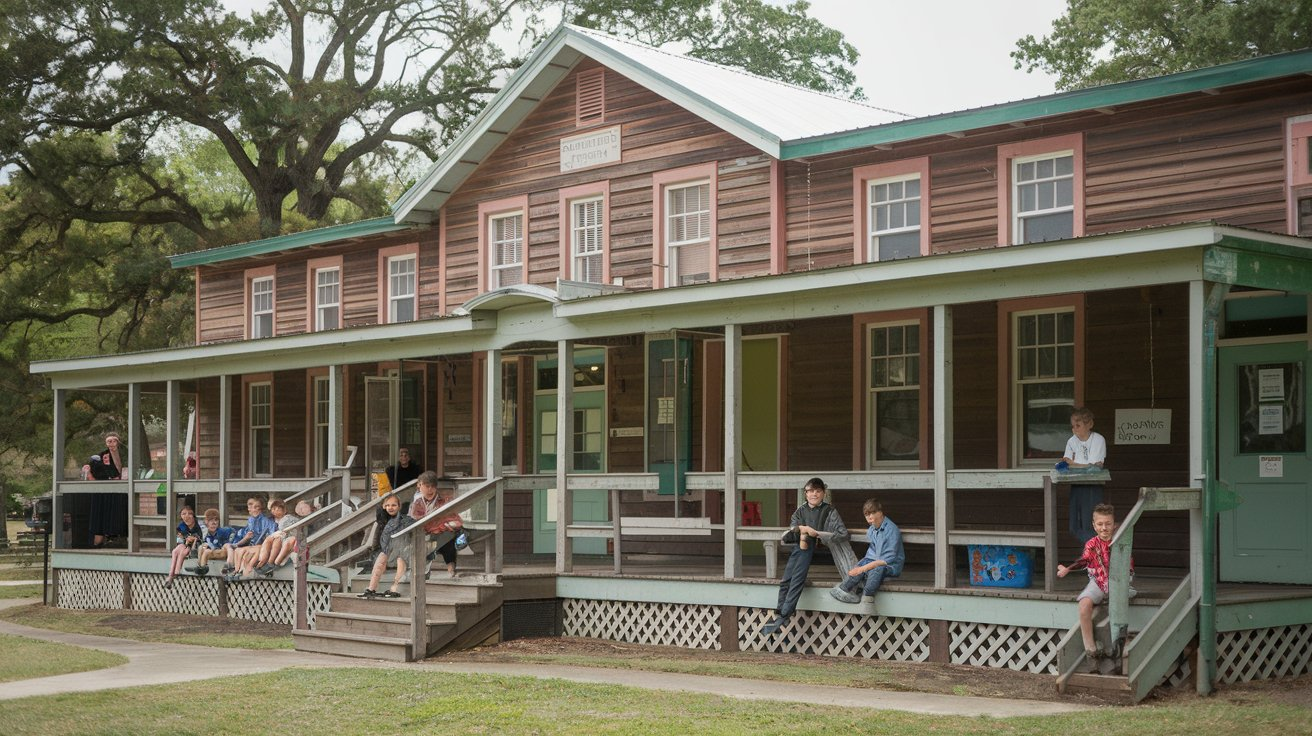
[357,589,378,599]
[1083,649,1101,674]
[257,564,276,577]
[381,590,401,598]
[760,617,788,636]
[224,573,244,583]
[188,564,209,576]
[829,584,861,604]
[162,579,174,590]
[221,565,235,575]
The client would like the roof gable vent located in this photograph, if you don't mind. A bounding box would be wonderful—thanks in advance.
[576,68,605,127]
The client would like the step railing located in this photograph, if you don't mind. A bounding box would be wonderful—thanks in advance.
[1108,486,1201,655]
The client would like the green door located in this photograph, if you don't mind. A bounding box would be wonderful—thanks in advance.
[1219,341,1311,583]
[648,337,691,495]
[532,349,608,554]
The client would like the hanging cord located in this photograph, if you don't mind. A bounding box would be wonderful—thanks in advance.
[805,160,813,270]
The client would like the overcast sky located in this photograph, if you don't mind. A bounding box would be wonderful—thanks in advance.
[803,0,1067,117]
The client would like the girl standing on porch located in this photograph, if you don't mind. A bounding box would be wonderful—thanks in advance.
[163,505,202,589]
[87,431,129,548]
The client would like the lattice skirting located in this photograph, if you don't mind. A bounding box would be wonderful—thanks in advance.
[1218,624,1312,684]
[740,606,930,661]
[563,598,722,650]
[949,621,1063,674]
[57,569,332,626]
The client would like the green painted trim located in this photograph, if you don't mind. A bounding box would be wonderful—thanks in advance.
[1205,239,1312,291]
[168,217,410,268]
[1216,597,1312,632]
[782,49,1312,160]
[50,550,341,583]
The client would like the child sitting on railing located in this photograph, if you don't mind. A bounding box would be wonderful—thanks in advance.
[357,496,411,599]
[224,496,276,581]
[163,505,202,589]
[232,498,298,580]
[189,508,234,576]
[256,500,315,576]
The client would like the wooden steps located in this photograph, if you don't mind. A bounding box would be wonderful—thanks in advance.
[293,574,504,662]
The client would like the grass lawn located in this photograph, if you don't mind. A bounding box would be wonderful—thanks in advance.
[0,667,1304,735]
[0,633,126,683]
[0,585,43,600]
[0,566,47,581]
[0,604,293,650]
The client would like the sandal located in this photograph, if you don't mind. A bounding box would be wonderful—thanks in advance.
[381,590,401,598]
[357,589,379,599]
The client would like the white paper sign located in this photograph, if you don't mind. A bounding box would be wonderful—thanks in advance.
[1259,455,1283,478]
[560,125,621,172]
[1259,405,1283,435]
[1258,368,1285,400]
[1114,409,1172,445]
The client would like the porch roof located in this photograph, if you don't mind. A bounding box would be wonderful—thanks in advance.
[29,223,1312,389]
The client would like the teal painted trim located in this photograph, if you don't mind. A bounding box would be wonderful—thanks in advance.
[169,217,409,268]
[1205,239,1312,292]
[782,49,1312,159]
[1216,597,1312,632]
[51,550,340,583]
[555,576,1155,629]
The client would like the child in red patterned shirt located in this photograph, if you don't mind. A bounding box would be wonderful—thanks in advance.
[1058,503,1134,672]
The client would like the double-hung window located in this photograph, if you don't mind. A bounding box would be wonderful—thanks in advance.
[1287,116,1312,235]
[250,276,273,339]
[248,381,272,476]
[387,255,416,322]
[869,176,922,261]
[1013,152,1074,243]
[665,181,711,286]
[571,197,604,283]
[490,213,524,289]
[314,267,340,331]
[1013,307,1076,460]
[867,322,921,464]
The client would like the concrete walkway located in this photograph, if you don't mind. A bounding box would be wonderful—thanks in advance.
[0,597,1087,717]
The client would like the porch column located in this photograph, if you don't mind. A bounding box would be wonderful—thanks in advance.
[1197,280,1228,695]
[165,379,179,532]
[932,305,955,589]
[328,364,346,507]
[1188,282,1205,599]
[51,388,65,550]
[555,340,575,574]
[218,375,230,524]
[723,324,742,579]
[126,382,139,551]
[484,349,504,572]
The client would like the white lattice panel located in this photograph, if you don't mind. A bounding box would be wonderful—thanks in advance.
[306,584,332,628]
[1218,625,1312,684]
[130,574,221,616]
[949,621,1063,674]
[227,579,296,624]
[739,606,929,661]
[57,569,125,610]
[563,599,721,650]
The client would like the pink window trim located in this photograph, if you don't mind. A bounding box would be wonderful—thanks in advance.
[477,195,530,293]
[996,133,1085,247]
[1286,118,1312,233]
[244,265,276,340]
[193,268,202,345]
[377,242,420,324]
[241,373,273,478]
[770,159,786,274]
[852,158,931,264]
[651,163,718,288]
[995,294,1086,468]
[851,309,932,470]
[558,182,611,284]
[306,255,344,332]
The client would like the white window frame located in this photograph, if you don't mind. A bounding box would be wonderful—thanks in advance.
[867,321,921,466]
[1012,307,1077,464]
[1012,150,1075,244]
[571,197,604,284]
[250,276,273,339]
[387,254,416,323]
[248,381,273,477]
[867,174,922,262]
[489,212,524,289]
[314,267,340,331]
[665,180,712,286]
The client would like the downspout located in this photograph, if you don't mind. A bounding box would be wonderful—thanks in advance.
[1199,281,1228,694]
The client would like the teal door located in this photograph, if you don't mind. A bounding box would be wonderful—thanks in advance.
[1219,341,1311,583]
[648,337,692,495]
[532,349,608,554]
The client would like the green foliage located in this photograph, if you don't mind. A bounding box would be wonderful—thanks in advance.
[1014,0,1312,90]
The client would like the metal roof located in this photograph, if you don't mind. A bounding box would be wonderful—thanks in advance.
[168,217,413,269]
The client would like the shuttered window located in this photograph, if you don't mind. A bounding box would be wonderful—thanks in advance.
[571,197,604,283]
[490,212,524,288]
[576,68,605,126]
[666,182,711,286]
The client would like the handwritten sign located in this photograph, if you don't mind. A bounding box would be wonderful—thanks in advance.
[1114,408,1172,445]
[560,125,621,172]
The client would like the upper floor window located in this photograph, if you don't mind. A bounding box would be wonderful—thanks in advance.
[666,181,711,286]
[853,158,930,264]
[1008,302,1081,463]
[490,212,524,289]
[867,321,921,465]
[998,134,1084,246]
[387,255,416,322]
[250,276,273,339]
[1287,116,1312,236]
[571,197,604,283]
[314,267,340,331]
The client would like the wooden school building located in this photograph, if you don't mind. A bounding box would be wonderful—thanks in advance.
[31,25,1312,701]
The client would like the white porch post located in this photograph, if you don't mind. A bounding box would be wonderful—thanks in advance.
[218,375,230,524]
[165,379,179,531]
[723,323,742,579]
[329,364,346,507]
[51,388,65,550]
[126,382,140,551]
[555,340,575,574]
[484,350,503,572]
[933,305,955,589]
[1188,280,1205,600]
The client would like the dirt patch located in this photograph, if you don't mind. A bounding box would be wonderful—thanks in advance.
[92,610,291,639]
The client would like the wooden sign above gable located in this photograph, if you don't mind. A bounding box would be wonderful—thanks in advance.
[560,125,621,172]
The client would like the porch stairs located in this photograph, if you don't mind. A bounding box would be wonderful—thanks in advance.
[293,573,504,661]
